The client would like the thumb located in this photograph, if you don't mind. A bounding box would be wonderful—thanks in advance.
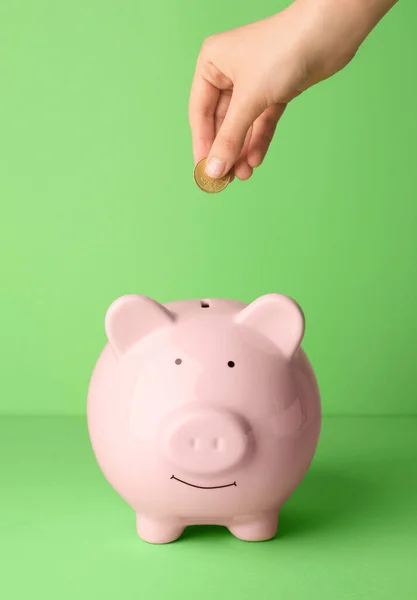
[205,91,264,179]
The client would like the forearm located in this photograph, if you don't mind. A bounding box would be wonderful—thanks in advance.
[287,0,399,81]
[296,0,399,42]
[345,0,399,29]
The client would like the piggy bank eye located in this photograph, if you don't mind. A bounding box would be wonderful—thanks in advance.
[227,361,235,368]
[175,358,182,365]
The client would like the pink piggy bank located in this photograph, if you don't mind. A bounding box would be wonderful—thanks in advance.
[87,293,321,544]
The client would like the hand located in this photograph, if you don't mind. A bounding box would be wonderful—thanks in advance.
[189,0,397,181]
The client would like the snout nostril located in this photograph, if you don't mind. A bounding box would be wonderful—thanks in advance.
[212,437,222,450]
[189,438,198,449]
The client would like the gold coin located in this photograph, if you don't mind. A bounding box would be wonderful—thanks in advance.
[193,158,230,194]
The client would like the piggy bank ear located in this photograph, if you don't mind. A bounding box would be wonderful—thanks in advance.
[236,294,305,359]
[105,295,175,357]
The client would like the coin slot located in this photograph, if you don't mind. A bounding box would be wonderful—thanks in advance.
[200,301,210,308]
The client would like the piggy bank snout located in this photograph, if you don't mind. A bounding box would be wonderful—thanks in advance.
[162,409,250,476]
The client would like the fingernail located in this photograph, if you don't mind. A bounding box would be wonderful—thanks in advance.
[205,157,225,178]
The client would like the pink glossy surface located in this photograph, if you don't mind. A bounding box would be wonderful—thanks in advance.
[87,294,321,544]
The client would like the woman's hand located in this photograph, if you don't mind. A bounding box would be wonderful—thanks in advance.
[189,0,398,181]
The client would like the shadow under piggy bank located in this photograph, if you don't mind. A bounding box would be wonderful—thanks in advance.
[277,464,378,539]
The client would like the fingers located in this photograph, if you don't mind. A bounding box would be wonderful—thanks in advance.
[234,160,253,181]
[190,47,280,180]
[189,71,220,164]
[234,126,253,180]
[214,91,236,182]
[205,91,264,179]
[247,103,286,168]
[190,78,284,181]
[214,89,232,134]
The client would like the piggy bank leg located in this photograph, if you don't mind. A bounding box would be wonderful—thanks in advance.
[136,515,184,544]
[228,513,278,542]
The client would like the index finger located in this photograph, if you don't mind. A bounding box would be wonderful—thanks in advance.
[189,69,219,164]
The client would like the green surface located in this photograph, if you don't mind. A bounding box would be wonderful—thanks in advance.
[1,416,416,599]
[1,1,416,416]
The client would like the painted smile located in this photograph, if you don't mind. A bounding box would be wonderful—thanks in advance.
[170,475,237,490]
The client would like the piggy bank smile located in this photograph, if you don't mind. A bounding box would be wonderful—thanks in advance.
[170,475,237,489]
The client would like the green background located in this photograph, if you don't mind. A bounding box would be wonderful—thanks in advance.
[1,0,416,416]
[1,2,416,600]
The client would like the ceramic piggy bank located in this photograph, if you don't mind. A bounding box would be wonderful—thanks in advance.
[87,293,321,544]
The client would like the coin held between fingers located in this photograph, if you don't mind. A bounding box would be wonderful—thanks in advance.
[194,158,230,194]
